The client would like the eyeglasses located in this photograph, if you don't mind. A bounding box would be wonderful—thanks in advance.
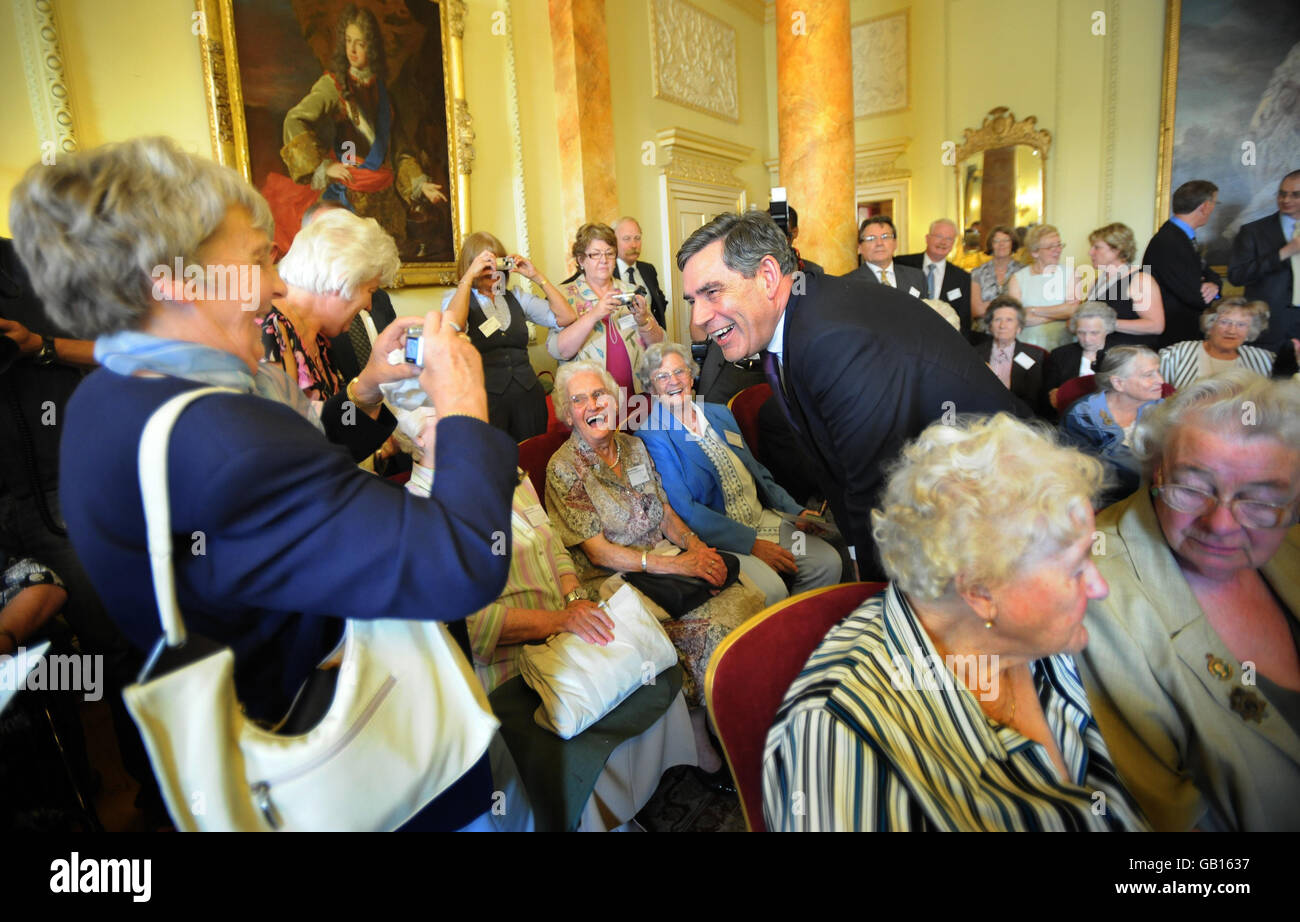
[1278,190,1300,199]
[859,234,895,243]
[1038,242,1065,250]
[584,251,615,262]
[652,368,692,386]
[1213,317,1250,331]
[1153,482,1298,529]
[569,388,609,407]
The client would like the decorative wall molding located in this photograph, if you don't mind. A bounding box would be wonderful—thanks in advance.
[854,137,911,185]
[1101,0,1120,221]
[953,108,1052,164]
[446,0,467,39]
[851,11,909,119]
[454,98,476,176]
[13,0,80,159]
[650,0,739,122]
[657,127,751,186]
[500,0,529,258]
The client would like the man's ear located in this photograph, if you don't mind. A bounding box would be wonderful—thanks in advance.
[757,253,781,300]
[953,573,996,622]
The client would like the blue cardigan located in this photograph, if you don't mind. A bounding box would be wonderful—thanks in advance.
[1059,389,1161,506]
[637,402,802,554]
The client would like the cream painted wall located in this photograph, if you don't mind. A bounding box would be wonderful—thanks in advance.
[842,0,1166,259]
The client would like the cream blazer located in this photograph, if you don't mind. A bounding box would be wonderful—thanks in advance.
[1076,489,1300,831]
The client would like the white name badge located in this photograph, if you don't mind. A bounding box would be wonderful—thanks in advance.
[523,505,549,527]
[626,463,651,486]
[478,315,501,337]
[1014,351,1037,370]
[907,286,921,298]
[618,313,638,332]
[724,429,744,448]
[947,288,962,301]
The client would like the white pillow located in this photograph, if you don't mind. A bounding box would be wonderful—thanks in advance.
[517,585,679,739]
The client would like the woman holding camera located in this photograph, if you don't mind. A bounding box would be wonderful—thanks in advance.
[442,231,576,441]
[549,223,664,398]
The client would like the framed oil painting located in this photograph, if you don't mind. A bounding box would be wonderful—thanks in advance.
[1156,0,1300,268]
[195,0,473,285]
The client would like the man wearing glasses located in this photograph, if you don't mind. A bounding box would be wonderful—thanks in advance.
[1229,170,1300,353]
[845,216,927,300]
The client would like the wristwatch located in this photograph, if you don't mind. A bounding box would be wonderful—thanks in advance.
[34,336,57,366]
[563,588,587,605]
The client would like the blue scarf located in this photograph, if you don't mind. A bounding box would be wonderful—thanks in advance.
[94,331,322,430]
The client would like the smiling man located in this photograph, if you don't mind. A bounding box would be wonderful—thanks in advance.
[676,211,1026,576]
[896,218,974,338]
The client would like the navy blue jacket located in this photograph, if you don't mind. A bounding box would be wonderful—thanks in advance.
[60,370,517,722]
[637,402,801,554]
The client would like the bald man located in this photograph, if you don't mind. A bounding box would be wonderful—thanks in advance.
[896,218,973,340]
[613,216,668,328]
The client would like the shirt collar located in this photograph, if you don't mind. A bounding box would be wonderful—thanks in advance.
[768,306,788,361]
[1281,213,1296,238]
[923,254,944,272]
[617,258,635,278]
[1170,215,1197,240]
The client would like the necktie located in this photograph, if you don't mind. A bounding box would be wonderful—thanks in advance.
[626,265,637,287]
[761,350,801,435]
[347,313,372,367]
[926,263,936,298]
[879,267,893,287]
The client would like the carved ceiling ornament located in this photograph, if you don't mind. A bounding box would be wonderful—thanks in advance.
[954,107,1052,164]
[650,0,739,122]
[13,0,80,158]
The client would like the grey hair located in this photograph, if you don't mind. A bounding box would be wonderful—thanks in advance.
[636,341,699,393]
[1133,369,1300,473]
[1200,297,1270,341]
[1095,345,1158,392]
[872,413,1103,601]
[8,136,273,337]
[1070,301,1118,335]
[553,360,619,426]
[675,211,797,276]
[278,208,398,297]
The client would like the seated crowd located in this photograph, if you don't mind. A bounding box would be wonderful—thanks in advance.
[2,136,1297,832]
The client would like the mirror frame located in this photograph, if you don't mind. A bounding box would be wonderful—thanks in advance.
[953,107,1052,240]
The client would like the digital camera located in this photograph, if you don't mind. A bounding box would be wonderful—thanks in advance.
[403,327,424,366]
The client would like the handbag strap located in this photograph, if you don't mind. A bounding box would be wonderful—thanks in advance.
[137,386,238,647]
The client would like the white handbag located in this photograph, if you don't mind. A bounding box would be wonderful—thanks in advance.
[517,584,678,740]
[122,387,499,831]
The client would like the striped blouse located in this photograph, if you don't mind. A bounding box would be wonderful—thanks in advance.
[1157,339,1275,390]
[762,584,1148,831]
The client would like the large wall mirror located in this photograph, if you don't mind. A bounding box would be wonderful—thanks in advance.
[954,108,1051,242]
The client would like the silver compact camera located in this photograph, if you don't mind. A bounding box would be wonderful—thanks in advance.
[610,285,648,306]
[494,256,516,271]
[403,327,424,366]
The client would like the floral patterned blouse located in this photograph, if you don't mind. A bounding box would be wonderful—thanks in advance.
[547,274,652,392]
[260,307,346,402]
[544,431,669,583]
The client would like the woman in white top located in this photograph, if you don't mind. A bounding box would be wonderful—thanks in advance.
[1006,224,1079,351]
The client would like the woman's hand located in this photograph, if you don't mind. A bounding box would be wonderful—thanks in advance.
[555,599,615,645]
[460,249,497,288]
[751,538,797,575]
[673,545,727,587]
[512,254,543,284]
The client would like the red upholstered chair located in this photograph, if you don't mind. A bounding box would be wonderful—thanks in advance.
[705,581,886,831]
[726,382,772,457]
[1054,374,1097,415]
[518,428,569,509]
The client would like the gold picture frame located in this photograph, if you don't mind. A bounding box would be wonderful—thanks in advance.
[194,0,473,286]
[1153,0,1180,237]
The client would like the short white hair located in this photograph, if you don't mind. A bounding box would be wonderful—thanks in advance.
[277,208,399,297]
[1134,369,1300,473]
[636,341,699,392]
[553,360,618,426]
[872,413,1103,600]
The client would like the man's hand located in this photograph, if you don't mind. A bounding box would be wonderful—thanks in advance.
[353,319,420,404]
[556,600,615,645]
[1200,281,1220,304]
[324,161,353,184]
[420,182,447,205]
[0,318,42,355]
[752,538,797,575]
[417,309,489,422]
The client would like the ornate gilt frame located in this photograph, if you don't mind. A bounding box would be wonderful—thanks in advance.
[1154,0,1180,235]
[953,107,1052,232]
[193,0,473,286]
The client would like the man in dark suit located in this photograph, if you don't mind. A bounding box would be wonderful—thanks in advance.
[613,217,668,328]
[895,218,974,339]
[1142,179,1221,347]
[1228,169,1300,352]
[844,216,928,301]
[678,212,1026,578]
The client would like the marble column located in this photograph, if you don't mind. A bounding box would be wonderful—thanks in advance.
[549,0,619,242]
[774,0,856,276]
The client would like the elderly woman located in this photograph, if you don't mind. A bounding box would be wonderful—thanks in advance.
[263,208,397,403]
[1158,298,1275,390]
[633,342,842,607]
[1043,301,1114,412]
[10,137,518,830]
[1060,346,1164,508]
[1006,224,1079,351]
[763,414,1147,830]
[549,224,664,398]
[1081,222,1165,349]
[970,224,1024,326]
[975,296,1047,407]
[441,231,576,441]
[1076,371,1300,831]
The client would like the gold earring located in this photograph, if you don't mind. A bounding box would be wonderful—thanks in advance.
[984,620,994,630]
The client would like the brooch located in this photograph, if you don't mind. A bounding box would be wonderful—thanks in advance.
[1229,687,1267,723]
[1205,653,1233,681]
